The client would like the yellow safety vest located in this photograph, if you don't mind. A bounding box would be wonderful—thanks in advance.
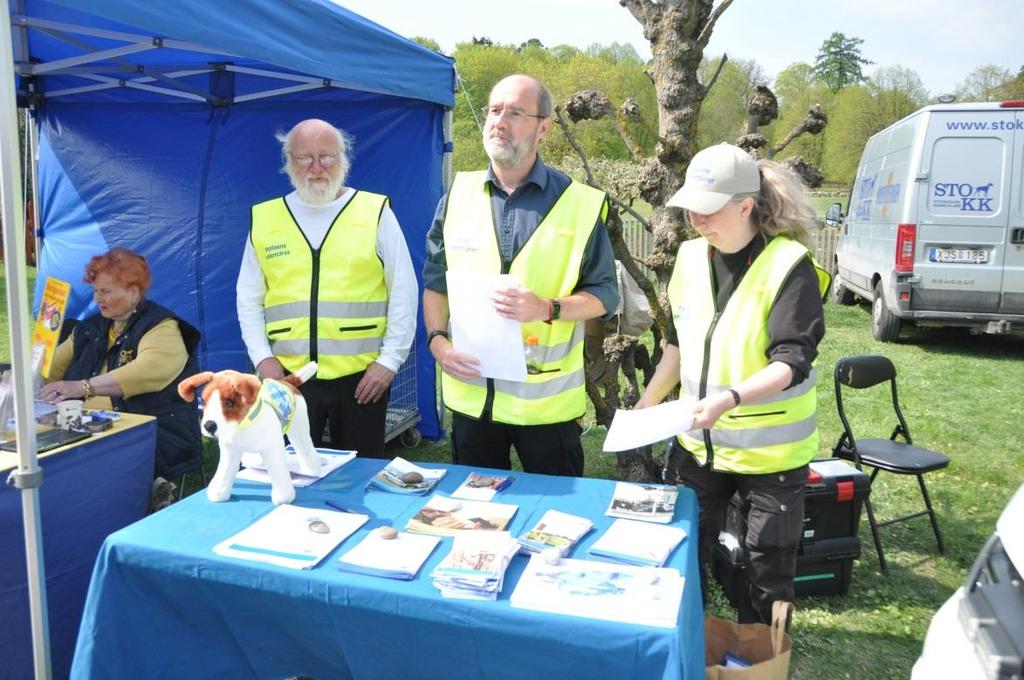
[668,235,830,473]
[251,191,389,380]
[441,171,607,425]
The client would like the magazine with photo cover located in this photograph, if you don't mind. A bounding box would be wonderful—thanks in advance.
[605,482,679,524]
[365,457,447,495]
[406,495,518,537]
[450,472,514,502]
[517,509,593,557]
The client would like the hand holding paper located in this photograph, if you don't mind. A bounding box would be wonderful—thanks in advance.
[446,271,527,382]
[602,398,696,452]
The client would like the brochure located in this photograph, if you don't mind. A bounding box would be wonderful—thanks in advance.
[365,457,447,495]
[450,472,515,502]
[213,503,367,570]
[337,530,441,580]
[605,482,679,524]
[517,509,593,557]
[589,518,687,567]
[236,446,356,488]
[510,555,685,628]
[406,495,518,537]
[431,531,520,600]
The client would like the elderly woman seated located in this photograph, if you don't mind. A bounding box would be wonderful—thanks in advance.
[38,247,203,480]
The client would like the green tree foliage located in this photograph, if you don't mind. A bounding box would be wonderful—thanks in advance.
[411,36,443,54]
[585,42,643,66]
[955,64,1015,102]
[448,41,658,173]
[814,32,873,91]
[820,65,928,185]
[696,57,767,148]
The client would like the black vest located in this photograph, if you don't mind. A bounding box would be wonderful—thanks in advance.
[65,300,203,479]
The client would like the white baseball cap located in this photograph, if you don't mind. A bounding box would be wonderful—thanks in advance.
[666,143,760,214]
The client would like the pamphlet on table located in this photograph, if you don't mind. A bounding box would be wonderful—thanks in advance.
[431,531,520,600]
[510,555,685,628]
[406,495,518,537]
[602,398,696,452]
[236,446,356,487]
[605,482,679,523]
[450,471,515,502]
[365,457,447,495]
[337,530,441,580]
[517,509,593,557]
[213,503,367,569]
[589,518,687,567]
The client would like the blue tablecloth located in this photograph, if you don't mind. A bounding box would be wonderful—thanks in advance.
[72,458,704,680]
[0,415,157,680]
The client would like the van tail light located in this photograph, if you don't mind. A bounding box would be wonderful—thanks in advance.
[895,223,916,273]
[998,101,1024,108]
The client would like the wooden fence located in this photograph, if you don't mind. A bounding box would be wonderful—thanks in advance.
[620,216,840,277]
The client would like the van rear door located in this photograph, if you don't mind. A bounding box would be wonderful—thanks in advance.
[916,109,1014,313]
[1003,106,1024,315]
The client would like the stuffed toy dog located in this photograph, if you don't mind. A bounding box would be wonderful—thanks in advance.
[178,362,322,505]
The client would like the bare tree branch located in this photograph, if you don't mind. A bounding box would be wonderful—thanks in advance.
[612,110,644,161]
[555,106,650,228]
[702,53,728,98]
[697,0,734,47]
[618,0,647,25]
[608,193,650,229]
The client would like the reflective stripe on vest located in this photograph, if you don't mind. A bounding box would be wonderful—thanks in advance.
[251,192,388,380]
[441,171,606,425]
[668,235,830,473]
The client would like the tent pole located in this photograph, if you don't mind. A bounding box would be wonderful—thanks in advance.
[1,3,52,679]
[28,106,41,264]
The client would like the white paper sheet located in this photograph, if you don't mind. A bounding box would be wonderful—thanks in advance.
[213,504,367,569]
[445,271,527,382]
[235,447,356,488]
[602,399,696,452]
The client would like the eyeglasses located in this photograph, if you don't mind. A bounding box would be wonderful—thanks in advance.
[480,105,546,123]
[289,153,339,168]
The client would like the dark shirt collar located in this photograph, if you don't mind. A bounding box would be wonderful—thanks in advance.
[484,154,549,194]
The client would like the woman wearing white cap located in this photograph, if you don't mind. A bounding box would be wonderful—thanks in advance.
[636,143,831,624]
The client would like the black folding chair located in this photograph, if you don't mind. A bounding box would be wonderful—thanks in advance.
[833,355,950,575]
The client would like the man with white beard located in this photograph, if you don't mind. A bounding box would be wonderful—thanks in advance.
[422,75,618,477]
[236,119,416,457]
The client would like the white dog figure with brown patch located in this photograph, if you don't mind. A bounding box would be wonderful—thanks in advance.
[178,362,321,505]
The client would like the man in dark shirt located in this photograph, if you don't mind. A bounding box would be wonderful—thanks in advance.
[422,74,619,476]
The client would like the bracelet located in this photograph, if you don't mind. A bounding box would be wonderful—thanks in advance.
[727,388,741,406]
[82,379,96,400]
[427,329,450,349]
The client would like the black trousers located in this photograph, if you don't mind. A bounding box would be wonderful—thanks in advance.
[451,411,584,477]
[669,441,806,624]
[298,371,390,458]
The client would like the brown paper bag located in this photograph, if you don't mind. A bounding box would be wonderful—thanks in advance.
[704,601,793,680]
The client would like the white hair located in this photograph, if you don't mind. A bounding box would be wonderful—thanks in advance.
[274,121,354,190]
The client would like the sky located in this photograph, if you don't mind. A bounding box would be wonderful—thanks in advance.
[337,0,1020,96]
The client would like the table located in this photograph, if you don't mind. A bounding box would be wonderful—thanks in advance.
[72,459,704,680]
[1,414,157,680]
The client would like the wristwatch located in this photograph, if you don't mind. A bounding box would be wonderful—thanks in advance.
[427,329,450,348]
[550,298,561,321]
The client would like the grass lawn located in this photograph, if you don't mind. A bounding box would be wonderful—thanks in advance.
[4,262,1022,678]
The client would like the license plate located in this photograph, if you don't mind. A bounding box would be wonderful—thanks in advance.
[928,247,988,264]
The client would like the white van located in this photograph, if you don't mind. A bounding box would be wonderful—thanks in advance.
[826,101,1024,341]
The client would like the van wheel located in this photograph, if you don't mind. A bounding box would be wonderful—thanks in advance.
[872,282,901,342]
[831,273,855,305]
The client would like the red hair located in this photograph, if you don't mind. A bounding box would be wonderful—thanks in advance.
[84,247,152,294]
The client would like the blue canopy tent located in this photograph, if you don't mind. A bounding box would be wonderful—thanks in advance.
[2,0,453,676]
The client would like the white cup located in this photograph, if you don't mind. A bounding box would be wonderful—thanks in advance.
[57,400,84,430]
